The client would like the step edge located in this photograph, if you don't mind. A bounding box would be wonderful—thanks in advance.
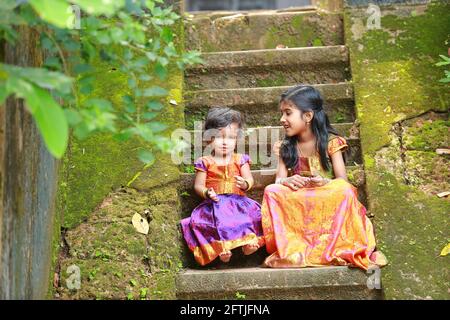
[175,266,376,294]
[185,82,354,96]
[192,45,347,56]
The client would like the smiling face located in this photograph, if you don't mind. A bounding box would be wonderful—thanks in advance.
[209,122,239,158]
[279,100,313,137]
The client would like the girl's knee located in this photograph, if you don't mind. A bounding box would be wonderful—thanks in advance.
[264,183,280,194]
[334,178,356,193]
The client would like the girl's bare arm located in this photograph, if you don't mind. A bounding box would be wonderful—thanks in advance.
[330,150,348,180]
[194,170,207,197]
[239,162,253,185]
[235,162,254,190]
[275,155,289,182]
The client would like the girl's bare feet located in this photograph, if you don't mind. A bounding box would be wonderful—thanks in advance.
[219,251,232,263]
[242,243,259,255]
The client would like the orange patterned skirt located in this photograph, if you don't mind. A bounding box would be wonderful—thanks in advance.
[261,178,387,270]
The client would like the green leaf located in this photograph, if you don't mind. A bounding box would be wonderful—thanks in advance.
[73,0,125,15]
[146,101,164,111]
[138,149,155,165]
[143,86,168,97]
[84,98,113,111]
[29,0,73,29]
[146,122,167,133]
[139,288,148,299]
[43,57,62,70]
[1,63,73,94]
[145,51,158,61]
[154,62,167,80]
[8,77,68,158]
[143,112,158,120]
[0,0,24,26]
[113,128,135,142]
[160,27,173,43]
[64,109,82,126]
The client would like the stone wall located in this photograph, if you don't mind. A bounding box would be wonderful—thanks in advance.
[344,0,449,299]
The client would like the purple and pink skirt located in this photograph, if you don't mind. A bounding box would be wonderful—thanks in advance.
[181,194,264,265]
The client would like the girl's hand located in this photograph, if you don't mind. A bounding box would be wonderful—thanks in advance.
[282,175,311,190]
[234,175,249,190]
[206,188,219,202]
[309,175,331,187]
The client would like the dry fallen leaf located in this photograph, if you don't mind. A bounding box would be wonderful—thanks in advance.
[436,148,450,155]
[132,213,149,235]
[436,191,450,198]
[440,243,450,257]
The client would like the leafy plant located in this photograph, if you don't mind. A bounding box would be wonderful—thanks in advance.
[435,54,450,83]
[0,0,202,162]
[235,291,246,300]
[139,287,148,299]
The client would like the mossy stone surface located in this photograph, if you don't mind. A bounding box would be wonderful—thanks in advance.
[345,2,450,299]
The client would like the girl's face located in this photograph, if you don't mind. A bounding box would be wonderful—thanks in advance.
[279,100,312,137]
[210,123,239,158]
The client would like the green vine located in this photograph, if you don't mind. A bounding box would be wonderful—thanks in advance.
[0,0,202,163]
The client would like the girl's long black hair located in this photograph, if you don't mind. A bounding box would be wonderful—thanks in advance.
[279,85,341,172]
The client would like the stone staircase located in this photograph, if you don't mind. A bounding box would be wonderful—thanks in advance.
[176,7,382,300]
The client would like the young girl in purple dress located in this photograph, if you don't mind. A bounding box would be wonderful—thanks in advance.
[180,107,265,266]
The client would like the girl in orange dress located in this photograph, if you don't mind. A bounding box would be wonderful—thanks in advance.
[261,85,386,270]
[181,107,265,266]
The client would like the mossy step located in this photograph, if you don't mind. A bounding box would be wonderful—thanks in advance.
[175,267,382,299]
[185,46,350,90]
[185,10,343,52]
[185,83,355,128]
[187,6,317,18]
[179,166,367,222]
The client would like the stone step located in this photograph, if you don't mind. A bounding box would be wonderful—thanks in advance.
[185,10,344,52]
[188,6,318,18]
[189,122,357,140]
[185,46,350,90]
[179,166,367,222]
[185,83,354,128]
[175,267,382,299]
[183,125,362,168]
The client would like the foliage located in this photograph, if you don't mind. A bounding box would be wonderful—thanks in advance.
[0,0,202,161]
[435,54,450,83]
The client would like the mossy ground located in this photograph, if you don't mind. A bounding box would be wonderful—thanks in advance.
[55,184,183,300]
[345,1,450,299]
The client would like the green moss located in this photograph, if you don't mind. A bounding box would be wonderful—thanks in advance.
[264,15,315,48]
[345,1,450,299]
[366,170,449,299]
[313,38,324,47]
[255,73,287,87]
[404,119,449,151]
[56,183,183,300]
[346,1,450,156]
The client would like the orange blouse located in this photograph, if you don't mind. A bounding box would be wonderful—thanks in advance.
[194,153,252,196]
[273,135,348,177]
